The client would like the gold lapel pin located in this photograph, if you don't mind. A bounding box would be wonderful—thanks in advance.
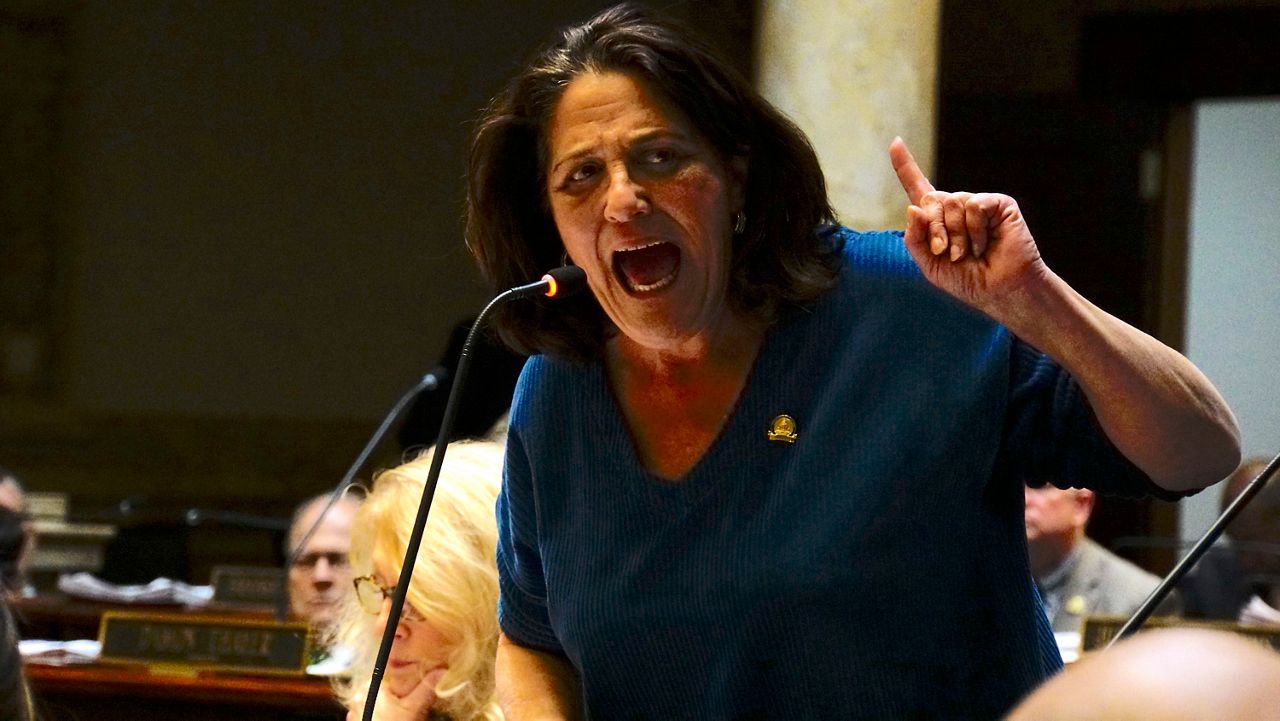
[767,414,798,444]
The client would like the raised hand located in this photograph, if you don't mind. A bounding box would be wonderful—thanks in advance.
[887,138,1240,491]
[888,137,1049,319]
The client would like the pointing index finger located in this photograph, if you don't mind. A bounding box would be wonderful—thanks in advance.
[889,136,935,206]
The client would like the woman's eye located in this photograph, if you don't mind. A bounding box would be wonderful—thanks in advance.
[566,163,599,184]
[642,149,676,166]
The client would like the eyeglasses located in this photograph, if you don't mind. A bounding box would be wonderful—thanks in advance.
[291,551,349,571]
[352,575,424,621]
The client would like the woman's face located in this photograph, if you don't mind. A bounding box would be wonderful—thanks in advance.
[545,71,746,352]
[372,552,452,699]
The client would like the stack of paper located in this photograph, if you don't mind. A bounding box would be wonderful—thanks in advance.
[18,639,101,666]
[1240,595,1280,626]
[56,572,214,606]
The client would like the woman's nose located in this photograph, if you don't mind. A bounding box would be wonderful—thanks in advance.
[376,598,410,638]
[604,167,650,223]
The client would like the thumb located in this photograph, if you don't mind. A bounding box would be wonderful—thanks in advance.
[901,204,933,270]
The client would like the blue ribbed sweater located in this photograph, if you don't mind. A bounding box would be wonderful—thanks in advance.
[496,228,1167,720]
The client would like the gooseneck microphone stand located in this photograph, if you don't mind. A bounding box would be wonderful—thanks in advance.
[276,367,447,622]
[1108,450,1280,648]
[362,267,584,720]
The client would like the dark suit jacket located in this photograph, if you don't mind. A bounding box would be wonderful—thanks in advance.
[1178,540,1252,620]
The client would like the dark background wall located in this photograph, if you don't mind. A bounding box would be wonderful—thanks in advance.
[63,1,644,421]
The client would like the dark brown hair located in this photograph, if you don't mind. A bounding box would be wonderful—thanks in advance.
[466,3,839,361]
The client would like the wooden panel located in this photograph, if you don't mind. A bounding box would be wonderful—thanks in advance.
[27,664,341,721]
[0,7,71,399]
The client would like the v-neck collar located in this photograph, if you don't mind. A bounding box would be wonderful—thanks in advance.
[589,302,811,508]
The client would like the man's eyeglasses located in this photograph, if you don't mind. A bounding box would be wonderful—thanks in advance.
[291,551,349,571]
[352,575,424,621]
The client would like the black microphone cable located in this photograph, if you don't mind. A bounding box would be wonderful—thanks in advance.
[361,266,586,720]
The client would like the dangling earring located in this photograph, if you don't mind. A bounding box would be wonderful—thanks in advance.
[560,251,574,267]
[733,212,747,235]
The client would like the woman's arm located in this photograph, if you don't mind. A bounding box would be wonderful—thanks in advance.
[889,138,1241,491]
[496,632,583,721]
[990,267,1238,491]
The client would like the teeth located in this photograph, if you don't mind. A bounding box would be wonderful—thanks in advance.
[629,274,675,293]
[615,240,666,254]
[613,240,679,294]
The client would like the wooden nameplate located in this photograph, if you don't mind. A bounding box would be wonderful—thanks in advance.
[209,565,287,610]
[97,611,312,676]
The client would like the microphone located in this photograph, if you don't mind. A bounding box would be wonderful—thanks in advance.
[507,265,588,300]
[361,267,584,721]
[418,365,449,392]
[276,364,451,622]
[185,508,289,532]
[1108,450,1280,647]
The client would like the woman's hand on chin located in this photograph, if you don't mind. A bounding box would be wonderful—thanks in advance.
[347,668,446,721]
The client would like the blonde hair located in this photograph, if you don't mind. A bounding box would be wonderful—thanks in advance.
[332,440,504,721]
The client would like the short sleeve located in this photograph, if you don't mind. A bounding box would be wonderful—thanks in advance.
[1001,338,1193,501]
[495,425,566,654]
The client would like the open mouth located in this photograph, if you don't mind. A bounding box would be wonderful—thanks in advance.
[612,241,680,294]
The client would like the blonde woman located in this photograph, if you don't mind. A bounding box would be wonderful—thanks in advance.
[333,440,503,721]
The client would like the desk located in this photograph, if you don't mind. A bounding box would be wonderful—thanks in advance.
[16,594,342,719]
[13,593,281,640]
[27,663,343,720]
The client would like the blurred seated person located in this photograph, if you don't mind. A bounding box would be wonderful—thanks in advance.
[287,491,362,632]
[1180,455,1280,622]
[332,440,503,721]
[1006,627,1280,720]
[0,468,36,598]
[0,600,34,721]
[1025,481,1179,633]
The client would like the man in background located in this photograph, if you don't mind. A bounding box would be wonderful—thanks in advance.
[0,467,35,598]
[285,492,360,632]
[1180,456,1280,622]
[1025,481,1177,633]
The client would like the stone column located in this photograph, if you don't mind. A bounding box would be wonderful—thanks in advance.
[756,0,940,231]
